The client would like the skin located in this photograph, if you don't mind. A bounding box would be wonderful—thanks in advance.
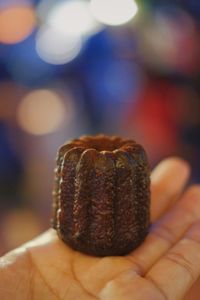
[0,157,200,300]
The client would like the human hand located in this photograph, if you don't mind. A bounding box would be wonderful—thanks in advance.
[1,157,200,300]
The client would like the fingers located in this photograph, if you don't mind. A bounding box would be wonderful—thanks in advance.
[146,222,200,300]
[151,157,190,222]
[128,186,200,274]
[99,222,200,300]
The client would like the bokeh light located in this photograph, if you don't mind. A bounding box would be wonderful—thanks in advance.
[36,25,82,65]
[17,89,67,135]
[90,0,138,26]
[0,6,36,44]
[43,0,102,37]
[37,0,55,22]
[138,6,197,74]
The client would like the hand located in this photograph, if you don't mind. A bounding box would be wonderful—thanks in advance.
[1,157,200,300]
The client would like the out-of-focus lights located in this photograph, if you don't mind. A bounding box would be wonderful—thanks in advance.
[36,0,103,65]
[36,26,82,65]
[37,0,55,22]
[46,0,102,36]
[139,6,197,73]
[90,0,138,26]
[17,89,66,135]
[0,6,36,44]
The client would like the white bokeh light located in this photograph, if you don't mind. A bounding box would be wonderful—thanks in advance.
[90,0,138,26]
[47,0,103,36]
[17,89,67,135]
[36,25,82,65]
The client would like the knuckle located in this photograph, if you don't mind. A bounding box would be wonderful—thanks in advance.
[165,251,196,281]
[146,275,169,300]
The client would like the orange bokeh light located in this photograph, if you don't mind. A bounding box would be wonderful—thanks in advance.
[0,6,36,44]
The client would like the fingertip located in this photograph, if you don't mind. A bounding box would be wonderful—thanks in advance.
[151,157,191,183]
[166,157,190,173]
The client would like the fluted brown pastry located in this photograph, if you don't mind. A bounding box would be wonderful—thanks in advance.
[52,134,150,256]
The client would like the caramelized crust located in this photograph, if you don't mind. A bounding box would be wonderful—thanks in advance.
[52,134,150,256]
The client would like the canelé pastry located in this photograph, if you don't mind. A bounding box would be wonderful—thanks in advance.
[52,134,150,256]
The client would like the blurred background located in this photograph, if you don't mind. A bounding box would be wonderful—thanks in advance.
[0,0,200,255]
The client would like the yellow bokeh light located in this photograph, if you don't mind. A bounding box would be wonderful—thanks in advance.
[17,89,67,135]
[0,6,36,44]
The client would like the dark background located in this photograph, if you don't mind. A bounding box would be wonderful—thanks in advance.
[0,0,200,255]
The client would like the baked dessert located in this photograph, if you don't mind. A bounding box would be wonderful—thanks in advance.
[52,134,150,256]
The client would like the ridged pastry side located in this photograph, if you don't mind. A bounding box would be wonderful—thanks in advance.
[52,135,150,256]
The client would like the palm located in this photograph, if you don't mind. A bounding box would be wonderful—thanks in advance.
[1,158,200,300]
